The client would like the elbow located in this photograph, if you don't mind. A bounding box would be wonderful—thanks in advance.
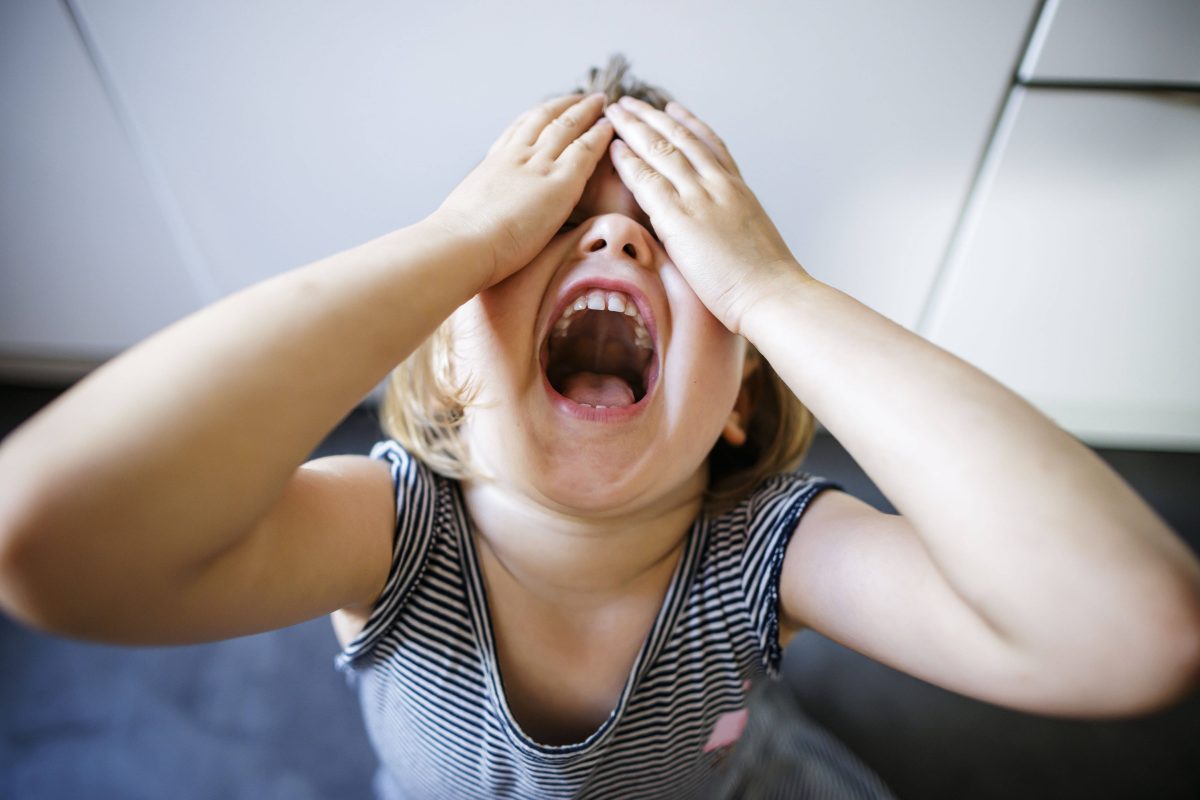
[1103,583,1200,717]
[1157,588,1200,709]
[0,512,90,638]
[1122,628,1200,718]
[1037,580,1200,719]
[0,498,36,619]
[0,522,60,634]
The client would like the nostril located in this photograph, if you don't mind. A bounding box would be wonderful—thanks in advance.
[589,239,605,252]
[623,244,637,258]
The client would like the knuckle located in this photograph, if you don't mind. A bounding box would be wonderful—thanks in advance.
[650,139,677,157]
[671,123,697,141]
[554,113,581,130]
[634,165,661,184]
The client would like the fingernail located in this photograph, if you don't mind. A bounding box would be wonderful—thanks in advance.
[618,95,638,108]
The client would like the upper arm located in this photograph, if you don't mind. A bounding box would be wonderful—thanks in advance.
[779,489,1035,708]
[176,454,395,644]
[29,454,397,645]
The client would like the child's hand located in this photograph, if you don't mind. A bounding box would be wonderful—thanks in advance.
[434,92,614,292]
[603,96,811,335]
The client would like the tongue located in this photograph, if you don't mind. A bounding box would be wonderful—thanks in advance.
[561,372,635,407]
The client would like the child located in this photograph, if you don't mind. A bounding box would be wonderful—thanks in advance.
[0,59,1197,800]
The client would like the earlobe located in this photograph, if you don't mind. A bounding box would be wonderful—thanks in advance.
[721,346,760,448]
[721,411,748,447]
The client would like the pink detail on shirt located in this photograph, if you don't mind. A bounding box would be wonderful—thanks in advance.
[703,680,753,753]
[703,708,749,753]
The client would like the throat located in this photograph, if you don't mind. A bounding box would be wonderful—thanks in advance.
[459,475,706,605]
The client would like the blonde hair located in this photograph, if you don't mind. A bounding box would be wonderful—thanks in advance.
[380,54,817,513]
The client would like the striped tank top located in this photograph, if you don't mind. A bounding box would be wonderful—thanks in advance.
[335,440,895,799]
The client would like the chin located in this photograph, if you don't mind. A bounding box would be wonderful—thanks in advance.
[530,452,659,515]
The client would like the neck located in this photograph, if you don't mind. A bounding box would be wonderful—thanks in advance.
[459,472,706,611]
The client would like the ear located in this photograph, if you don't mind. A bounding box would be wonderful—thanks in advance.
[720,347,761,448]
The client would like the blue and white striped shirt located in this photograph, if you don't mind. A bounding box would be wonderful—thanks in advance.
[335,439,891,799]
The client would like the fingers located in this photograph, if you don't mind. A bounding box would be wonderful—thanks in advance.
[514,93,595,148]
[606,138,678,223]
[663,100,741,177]
[603,100,705,193]
[490,93,595,156]
[530,92,610,159]
[610,96,727,182]
[489,108,534,155]
[557,115,615,172]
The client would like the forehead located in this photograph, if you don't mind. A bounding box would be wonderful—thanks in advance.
[572,153,653,229]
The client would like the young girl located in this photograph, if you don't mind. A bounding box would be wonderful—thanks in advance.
[1,62,1197,800]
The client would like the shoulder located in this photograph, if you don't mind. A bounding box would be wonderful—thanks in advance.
[736,468,844,541]
[718,468,846,672]
[330,440,447,655]
[366,439,446,526]
[710,467,844,562]
[368,438,437,487]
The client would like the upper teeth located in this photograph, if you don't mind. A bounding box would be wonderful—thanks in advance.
[553,288,652,350]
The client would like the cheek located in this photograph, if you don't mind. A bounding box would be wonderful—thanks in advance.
[696,326,745,413]
[450,251,560,402]
[667,296,745,433]
[443,302,519,403]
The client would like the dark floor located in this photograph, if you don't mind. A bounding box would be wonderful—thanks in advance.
[1,383,1198,799]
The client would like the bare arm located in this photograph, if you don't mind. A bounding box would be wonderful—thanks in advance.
[602,94,1200,714]
[747,275,1200,692]
[0,218,487,636]
[0,91,614,641]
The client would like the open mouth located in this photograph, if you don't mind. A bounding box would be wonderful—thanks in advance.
[541,286,657,411]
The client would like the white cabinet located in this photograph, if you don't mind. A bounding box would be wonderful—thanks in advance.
[1021,0,1200,86]
[924,88,1200,448]
[71,0,1035,326]
[0,0,203,381]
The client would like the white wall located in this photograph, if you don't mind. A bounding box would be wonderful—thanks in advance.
[2,1,1197,449]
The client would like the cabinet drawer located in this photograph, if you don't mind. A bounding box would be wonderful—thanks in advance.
[925,89,1200,448]
[1021,0,1200,86]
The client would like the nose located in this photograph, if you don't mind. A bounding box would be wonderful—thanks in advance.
[577,214,655,270]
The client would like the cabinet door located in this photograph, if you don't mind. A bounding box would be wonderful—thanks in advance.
[75,0,1036,327]
[0,1,202,381]
[1021,0,1200,86]
[925,88,1200,448]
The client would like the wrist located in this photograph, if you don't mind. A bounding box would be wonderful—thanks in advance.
[735,261,822,342]
[418,210,497,296]
[738,264,827,345]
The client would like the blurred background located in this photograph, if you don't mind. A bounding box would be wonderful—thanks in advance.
[1,0,1198,798]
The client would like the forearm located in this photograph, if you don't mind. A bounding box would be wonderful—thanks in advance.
[0,216,485,580]
[744,271,1200,659]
